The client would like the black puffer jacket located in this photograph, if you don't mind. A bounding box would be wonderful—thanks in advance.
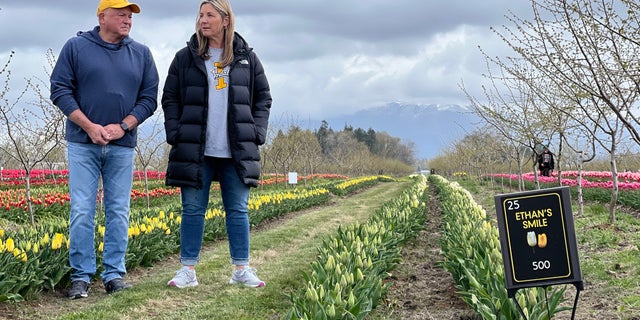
[162,33,271,188]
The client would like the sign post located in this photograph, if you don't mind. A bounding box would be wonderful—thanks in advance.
[494,186,583,318]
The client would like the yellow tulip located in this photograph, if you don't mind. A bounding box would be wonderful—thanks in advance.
[340,274,348,288]
[348,291,356,306]
[41,233,51,247]
[6,237,15,252]
[318,284,325,300]
[14,248,27,262]
[326,304,336,318]
[51,233,64,250]
[325,255,335,270]
[305,284,318,302]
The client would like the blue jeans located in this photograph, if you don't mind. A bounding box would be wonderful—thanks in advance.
[67,142,134,283]
[180,157,250,266]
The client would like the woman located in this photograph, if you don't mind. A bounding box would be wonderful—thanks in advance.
[162,0,271,288]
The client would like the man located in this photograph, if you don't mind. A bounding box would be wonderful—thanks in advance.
[537,146,555,177]
[50,0,158,299]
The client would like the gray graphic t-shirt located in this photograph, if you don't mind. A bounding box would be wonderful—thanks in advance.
[204,47,231,158]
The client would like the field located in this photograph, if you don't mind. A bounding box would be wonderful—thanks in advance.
[455,174,640,320]
[1,170,640,319]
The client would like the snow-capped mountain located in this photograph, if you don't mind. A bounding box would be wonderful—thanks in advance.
[316,102,481,159]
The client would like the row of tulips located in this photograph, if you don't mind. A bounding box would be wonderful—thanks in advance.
[286,175,428,319]
[0,173,352,218]
[328,176,383,196]
[488,171,640,190]
[0,171,348,188]
[0,170,168,188]
[0,174,352,225]
[0,175,377,302]
[0,186,181,224]
[431,175,569,319]
[0,220,71,301]
[484,173,640,209]
[0,169,166,180]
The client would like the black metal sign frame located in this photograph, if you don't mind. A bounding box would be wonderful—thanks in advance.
[494,186,583,296]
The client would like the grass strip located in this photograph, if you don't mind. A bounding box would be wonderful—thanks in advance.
[16,180,409,320]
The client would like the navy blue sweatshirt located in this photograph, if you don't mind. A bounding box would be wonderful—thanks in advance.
[50,26,158,147]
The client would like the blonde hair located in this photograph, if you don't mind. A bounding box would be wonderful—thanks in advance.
[197,0,235,67]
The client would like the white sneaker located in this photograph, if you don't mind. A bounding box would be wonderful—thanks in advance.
[168,266,198,288]
[229,267,265,288]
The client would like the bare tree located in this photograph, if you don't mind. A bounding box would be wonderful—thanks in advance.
[328,132,370,176]
[260,112,292,186]
[0,51,65,225]
[461,62,552,190]
[372,132,414,165]
[291,128,322,186]
[269,128,301,186]
[562,124,597,216]
[134,113,166,208]
[490,0,637,223]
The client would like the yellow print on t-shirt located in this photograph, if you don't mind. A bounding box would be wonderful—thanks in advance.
[212,62,229,90]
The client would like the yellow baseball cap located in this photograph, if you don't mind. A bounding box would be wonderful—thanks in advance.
[97,0,141,16]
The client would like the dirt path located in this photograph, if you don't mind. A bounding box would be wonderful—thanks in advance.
[369,185,479,319]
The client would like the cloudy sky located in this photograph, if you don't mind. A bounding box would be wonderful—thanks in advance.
[0,0,532,122]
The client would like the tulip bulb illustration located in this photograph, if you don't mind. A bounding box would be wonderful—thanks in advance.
[527,231,537,246]
[527,231,537,253]
[537,233,547,248]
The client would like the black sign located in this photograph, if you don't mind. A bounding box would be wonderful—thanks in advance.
[494,186,583,295]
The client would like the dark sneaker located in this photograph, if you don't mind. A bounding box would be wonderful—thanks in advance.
[104,278,132,294]
[67,280,89,299]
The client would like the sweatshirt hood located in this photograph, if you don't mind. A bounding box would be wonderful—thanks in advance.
[78,26,133,50]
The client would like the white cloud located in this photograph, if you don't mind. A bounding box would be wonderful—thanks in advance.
[0,0,533,119]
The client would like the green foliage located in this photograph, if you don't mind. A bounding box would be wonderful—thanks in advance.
[620,295,640,314]
[0,180,338,301]
[431,175,569,319]
[286,175,428,319]
[126,229,179,268]
[455,177,480,193]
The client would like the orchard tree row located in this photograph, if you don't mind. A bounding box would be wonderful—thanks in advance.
[443,0,640,224]
[0,50,415,194]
